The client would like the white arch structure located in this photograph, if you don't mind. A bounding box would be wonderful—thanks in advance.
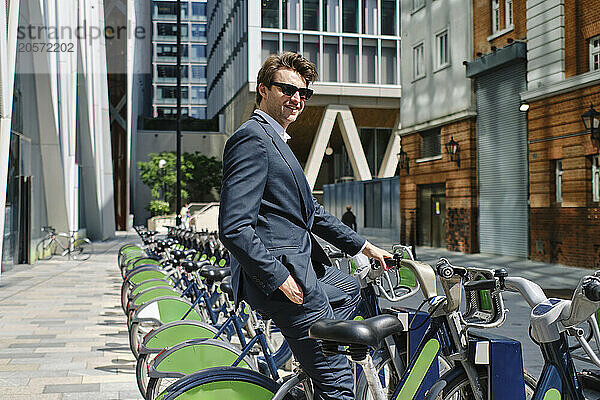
[304,105,401,189]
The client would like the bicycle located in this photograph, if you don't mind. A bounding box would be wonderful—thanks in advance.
[435,267,600,400]
[154,249,538,400]
[35,226,93,261]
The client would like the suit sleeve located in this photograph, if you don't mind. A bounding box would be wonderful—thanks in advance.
[310,196,366,256]
[218,129,290,296]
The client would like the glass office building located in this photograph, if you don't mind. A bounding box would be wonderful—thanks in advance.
[152,0,208,119]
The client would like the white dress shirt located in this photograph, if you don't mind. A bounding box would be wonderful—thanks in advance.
[255,109,292,143]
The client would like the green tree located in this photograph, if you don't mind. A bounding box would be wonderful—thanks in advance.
[137,151,222,215]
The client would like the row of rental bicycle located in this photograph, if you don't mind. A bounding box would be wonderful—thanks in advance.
[120,225,600,400]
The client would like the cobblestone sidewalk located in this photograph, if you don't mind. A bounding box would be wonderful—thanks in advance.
[0,231,142,399]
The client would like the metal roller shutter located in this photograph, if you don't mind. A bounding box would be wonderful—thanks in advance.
[477,62,528,257]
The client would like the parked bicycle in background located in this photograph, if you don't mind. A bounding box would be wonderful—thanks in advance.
[35,226,93,261]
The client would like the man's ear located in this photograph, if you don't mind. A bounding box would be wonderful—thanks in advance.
[258,83,268,99]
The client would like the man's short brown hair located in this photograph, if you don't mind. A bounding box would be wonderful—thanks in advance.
[256,52,318,106]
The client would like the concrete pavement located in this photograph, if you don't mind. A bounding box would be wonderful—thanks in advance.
[0,231,142,399]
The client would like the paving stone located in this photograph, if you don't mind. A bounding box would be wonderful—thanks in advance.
[43,383,100,393]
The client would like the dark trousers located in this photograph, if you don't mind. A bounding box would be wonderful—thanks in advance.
[246,266,361,400]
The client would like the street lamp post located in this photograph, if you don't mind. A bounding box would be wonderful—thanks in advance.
[175,0,183,226]
[445,136,461,168]
[582,104,600,149]
[397,141,410,174]
[158,158,167,202]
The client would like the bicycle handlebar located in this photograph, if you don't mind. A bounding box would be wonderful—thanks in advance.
[583,280,600,302]
[503,276,548,309]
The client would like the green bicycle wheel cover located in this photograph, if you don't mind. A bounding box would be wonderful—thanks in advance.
[543,388,561,400]
[154,343,250,375]
[131,280,171,297]
[395,339,440,400]
[218,259,226,267]
[158,300,202,323]
[129,270,168,285]
[145,324,218,351]
[172,380,274,400]
[134,288,180,307]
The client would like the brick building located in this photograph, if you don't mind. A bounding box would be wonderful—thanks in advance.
[465,0,529,257]
[398,0,478,252]
[522,0,600,269]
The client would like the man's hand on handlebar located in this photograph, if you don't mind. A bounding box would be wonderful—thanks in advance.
[361,241,393,270]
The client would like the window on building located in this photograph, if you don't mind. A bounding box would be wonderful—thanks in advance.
[191,86,206,103]
[323,37,339,81]
[360,128,392,175]
[190,107,207,119]
[323,0,339,32]
[381,0,396,35]
[590,36,600,72]
[342,0,358,33]
[157,23,188,38]
[261,32,279,62]
[262,0,279,28]
[191,24,206,40]
[191,65,207,81]
[420,128,441,158]
[191,44,206,59]
[303,35,320,68]
[191,2,206,18]
[593,155,600,202]
[157,64,189,79]
[381,40,397,84]
[154,2,187,18]
[413,42,425,80]
[303,0,319,31]
[157,107,189,118]
[436,30,449,68]
[159,86,189,100]
[362,39,377,84]
[283,34,299,53]
[157,44,188,58]
[505,0,513,27]
[413,0,424,11]
[343,38,358,83]
[491,0,500,33]
[556,160,563,203]
[282,0,299,29]
[362,0,377,35]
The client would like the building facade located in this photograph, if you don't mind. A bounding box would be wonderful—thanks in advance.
[523,0,600,269]
[152,0,208,120]
[0,0,117,272]
[206,0,404,233]
[397,0,478,252]
[465,0,528,257]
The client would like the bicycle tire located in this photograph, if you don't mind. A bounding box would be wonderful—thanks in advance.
[36,237,55,261]
[136,353,151,397]
[158,366,297,400]
[435,366,537,400]
[72,238,93,261]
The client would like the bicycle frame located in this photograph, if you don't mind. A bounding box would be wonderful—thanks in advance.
[532,334,584,400]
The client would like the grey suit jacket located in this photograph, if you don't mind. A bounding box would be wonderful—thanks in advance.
[218,112,366,310]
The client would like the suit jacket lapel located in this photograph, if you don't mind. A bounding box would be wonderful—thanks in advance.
[251,113,312,224]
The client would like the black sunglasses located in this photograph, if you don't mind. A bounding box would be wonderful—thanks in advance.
[270,82,314,100]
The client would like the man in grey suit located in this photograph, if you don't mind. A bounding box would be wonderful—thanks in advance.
[219,52,391,400]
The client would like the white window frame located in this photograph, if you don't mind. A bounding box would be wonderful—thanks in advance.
[504,0,513,28]
[556,160,563,204]
[590,35,600,72]
[491,0,500,34]
[593,155,600,202]
[413,42,425,80]
[412,0,425,12]
[435,29,449,70]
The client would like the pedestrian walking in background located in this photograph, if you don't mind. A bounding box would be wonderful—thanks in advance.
[342,205,357,232]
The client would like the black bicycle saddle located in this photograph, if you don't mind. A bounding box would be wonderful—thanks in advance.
[309,314,403,348]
